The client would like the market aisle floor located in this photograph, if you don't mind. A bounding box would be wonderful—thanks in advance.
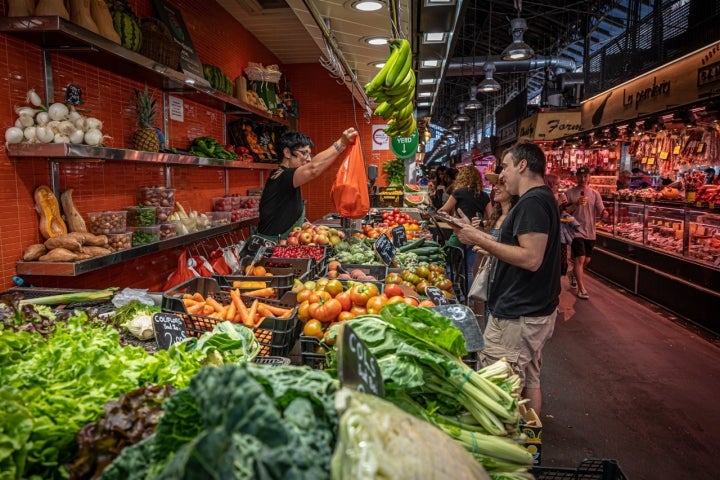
[540,273,720,480]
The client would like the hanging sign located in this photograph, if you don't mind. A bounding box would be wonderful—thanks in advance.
[390,130,419,159]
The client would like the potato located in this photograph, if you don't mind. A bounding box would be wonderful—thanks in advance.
[23,243,48,261]
[39,247,80,262]
[44,234,83,252]
[81,246,112,258]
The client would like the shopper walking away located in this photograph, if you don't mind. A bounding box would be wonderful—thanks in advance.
[545,173,569,276]
[257,128,358,240]
[564,166,609,299]
[451,142,560,414]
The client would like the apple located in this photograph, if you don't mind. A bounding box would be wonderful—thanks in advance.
[304,280,317,290]
[278,239,287,245]
[329,234,341,246]
[299,231,313,244]
[292,226,302,232]
[336,230,346,239]
[313,234,330,245]
[286,236,299,246]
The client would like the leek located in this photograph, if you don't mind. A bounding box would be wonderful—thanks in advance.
[19,288,117,306]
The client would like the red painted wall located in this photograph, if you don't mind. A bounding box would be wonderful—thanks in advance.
[0,0,397,291]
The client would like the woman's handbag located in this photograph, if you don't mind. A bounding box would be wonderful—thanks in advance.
[468,255,493,301]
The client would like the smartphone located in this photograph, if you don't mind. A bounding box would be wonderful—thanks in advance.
[432,213,466,229]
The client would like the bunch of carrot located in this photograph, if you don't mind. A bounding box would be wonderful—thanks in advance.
[181,289,294,327]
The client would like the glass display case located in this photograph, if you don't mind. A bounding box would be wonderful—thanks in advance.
[589,175,617,197]
[598,199,720,270]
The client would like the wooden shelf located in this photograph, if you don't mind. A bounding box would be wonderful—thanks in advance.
[16,217,258,277]
[0,16,287,125]
[6,143,279,169]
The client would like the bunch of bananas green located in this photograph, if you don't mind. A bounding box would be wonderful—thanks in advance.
[365,38,416,138]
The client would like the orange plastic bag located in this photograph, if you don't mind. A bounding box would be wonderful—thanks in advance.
[330,141,370,219]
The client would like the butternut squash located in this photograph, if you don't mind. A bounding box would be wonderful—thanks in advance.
[7,0,35,16]
[35,0,70,20]
[69,0,99,34]
[60,188,88,233]
[34,185,68,240]
[90,0,121,44]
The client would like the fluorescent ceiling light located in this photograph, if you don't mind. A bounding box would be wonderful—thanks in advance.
[417,102,431,107]
[423,32,446,44]
[368,61,385,68]
[351,1,384,12]
[363,36,388,45]
[421,59,439,68]
[419,78,436,85]
[425,0,455,4]
[418,92,433,97]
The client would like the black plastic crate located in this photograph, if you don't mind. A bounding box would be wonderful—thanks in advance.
[162,277,298,356]
[531,458,627,480]
[238,256,312,281]
[299,335,328,369]
[339,264,388,281]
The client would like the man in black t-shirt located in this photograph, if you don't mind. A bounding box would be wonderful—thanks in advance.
[257,128,358,239]
[451,142,559,415]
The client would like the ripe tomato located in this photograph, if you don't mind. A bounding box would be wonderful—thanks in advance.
[403,296,419,306]
[385,272,402,284]
[337,311,355,321]
[308,290,332,304]
[384,283,404,298]
[365,294,388,314]
[297,300,311,322]
[303,319,324,339]
[418,299,436,307]
[309,298,343,323]
[324,279,344,297]
[334,291,352,311]
[386,295,406,305]
[349,283,380,306]
[296,288,313,304]
[350,304,368,316]
[436,279,453,292]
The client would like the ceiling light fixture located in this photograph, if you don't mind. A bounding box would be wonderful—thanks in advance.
[450,123,462,131]
[456,103,470,122]
[351,1,385,12]
[423,32,447,44]
[501,17,534,60]
[363,36,389,45]
[421,59,439,68]
[478,62,501,93]
[464,85,482,110]
[368,61,385,68]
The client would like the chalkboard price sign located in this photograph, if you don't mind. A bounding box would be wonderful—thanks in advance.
[239,235,276,259]
[374,233,396,265]
[152,312,188,350]
[432,304,484,352]
[391,225,407,248]
[425,286,452,306]
[64,84,82,105]
[338,323,384,397]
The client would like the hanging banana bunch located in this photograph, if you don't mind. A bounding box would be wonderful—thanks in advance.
[364,38,416,138]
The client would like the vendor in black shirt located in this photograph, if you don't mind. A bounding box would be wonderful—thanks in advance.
[257,128,358,240]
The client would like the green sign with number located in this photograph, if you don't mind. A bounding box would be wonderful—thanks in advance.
[390,130,419,159]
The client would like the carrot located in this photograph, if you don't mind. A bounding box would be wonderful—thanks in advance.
[262,303,292,317]
[202,304,215,316]
[192,292,205,302]
[187,302,205,315]
[230,289,250,324]
[247,299,259,325]
[225,302,237,322]
[257,303,274,318]
[205,296,225,313]
[244,287,276,298]
[182,298,200,307]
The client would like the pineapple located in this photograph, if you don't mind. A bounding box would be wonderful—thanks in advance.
[132,84,160,152]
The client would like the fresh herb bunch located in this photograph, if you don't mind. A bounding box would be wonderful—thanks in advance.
[382,158,405,186]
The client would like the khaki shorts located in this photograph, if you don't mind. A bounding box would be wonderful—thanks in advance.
[478,310,557,389]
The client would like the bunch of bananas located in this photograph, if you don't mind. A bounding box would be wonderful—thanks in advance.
[365,38,416,138]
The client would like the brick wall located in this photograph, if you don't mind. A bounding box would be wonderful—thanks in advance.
[0,0,398,291]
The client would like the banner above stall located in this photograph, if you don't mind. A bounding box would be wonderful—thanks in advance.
[581,40,720,131]
[517,111,582,142]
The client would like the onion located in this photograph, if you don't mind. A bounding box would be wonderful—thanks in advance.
[35,126,54,143]
[15,118,23,128]
[18,114,35,128]
[68,108,82,123]
[16,106,39,117]
[24,126,37,142]
[74,117,86,131]
[58,120,76,135]
[48,102,69,121]
[85,117,103,131]
[35,111,49,126]
[5,127,24,144]
[47,120,62,133]
[53,133,70,143]
[26,89,43,107]
[69,129,85,144]
[84,128,103,146]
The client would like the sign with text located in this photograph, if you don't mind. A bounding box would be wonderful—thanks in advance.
[239,235,275,259]
[517,111,582,142]
[372,124,389,150]
[169,95,184,121]
[373,233,396,265]
[425,285,451,306]
[152,0,209,87]
[152,312,188,349]
[338,323,384,397]
[390,130,419,159]
[391,225,407,248]
[432,304,484,352]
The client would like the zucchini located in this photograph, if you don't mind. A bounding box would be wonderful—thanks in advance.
[408,246,442,256]
[398,238,424,252]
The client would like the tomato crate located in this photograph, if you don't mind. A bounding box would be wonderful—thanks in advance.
[339,264,388,281]
[162,277,298,356]
[269,245,331,277]
[531,458,627,480]
[299,335,328,369]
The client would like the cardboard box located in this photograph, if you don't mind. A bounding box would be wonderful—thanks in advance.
[519,405,542,465]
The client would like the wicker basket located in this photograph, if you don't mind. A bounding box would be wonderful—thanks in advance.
[139,18,182,70]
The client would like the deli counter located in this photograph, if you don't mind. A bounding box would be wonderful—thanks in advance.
[590,198,720,334]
